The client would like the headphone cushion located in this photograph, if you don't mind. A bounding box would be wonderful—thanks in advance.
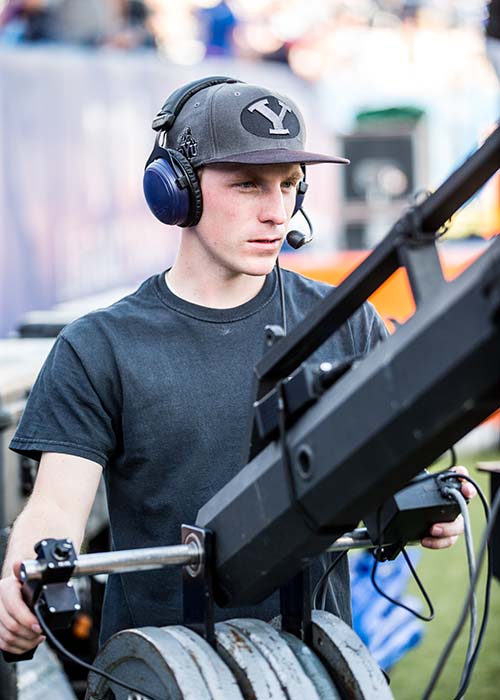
[171,150,203,226]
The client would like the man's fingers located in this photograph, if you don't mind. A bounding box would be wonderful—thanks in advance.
[0,640,31,655]
[0,605,41,643]
[461,481,477,499]
[0,619,44,653]
[450,465,477,499]
[420,466,475,551]
[422,535,459,549]
[2,601,40,633]
[430,514,464,538]
[0,578,40,632]
[12,561,22,580]
[0,638,43,655]
[421,513,464,549]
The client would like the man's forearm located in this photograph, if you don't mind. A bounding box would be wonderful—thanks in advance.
[1,499,84,578]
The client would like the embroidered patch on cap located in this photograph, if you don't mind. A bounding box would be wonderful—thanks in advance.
[177,126,198,160]
[240,95,301,140]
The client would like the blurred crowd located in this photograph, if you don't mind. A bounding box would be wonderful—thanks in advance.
[0,0,155,48]
[0,1,494,68]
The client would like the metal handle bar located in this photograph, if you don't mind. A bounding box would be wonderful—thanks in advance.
[21,541,201,581]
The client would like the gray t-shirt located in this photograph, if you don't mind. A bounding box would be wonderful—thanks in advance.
[10,268,386,642]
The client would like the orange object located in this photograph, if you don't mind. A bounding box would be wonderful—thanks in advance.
[72,613,93,640]
[281,247,483,325]
[281,247,499,427]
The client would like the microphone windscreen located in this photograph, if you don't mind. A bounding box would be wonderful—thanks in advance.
[286,230,306,249]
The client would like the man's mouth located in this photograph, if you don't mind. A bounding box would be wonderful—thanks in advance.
[248,237,281,245]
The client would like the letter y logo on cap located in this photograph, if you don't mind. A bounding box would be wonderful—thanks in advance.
[247,99,291,135]
[241,95,301,140]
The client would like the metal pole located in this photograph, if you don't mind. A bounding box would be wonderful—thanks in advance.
[326,528,374,551]
[21,541,201,580]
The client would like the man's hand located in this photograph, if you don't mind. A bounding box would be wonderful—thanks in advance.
[0,452,102,657]
[0,562,44,655]
[421,466,477,550]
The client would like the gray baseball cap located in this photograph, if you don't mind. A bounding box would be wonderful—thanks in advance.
[154,80,349,168]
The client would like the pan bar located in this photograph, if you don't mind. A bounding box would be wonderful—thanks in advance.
[21,542,201,580]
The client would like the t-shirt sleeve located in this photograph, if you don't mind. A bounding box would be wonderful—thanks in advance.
[9,333,117,468]
[350,301,389,357]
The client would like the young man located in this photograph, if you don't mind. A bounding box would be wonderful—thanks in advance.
[0,77,472,656]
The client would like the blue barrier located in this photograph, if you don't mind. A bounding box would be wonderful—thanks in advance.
[0,46,184,337]
[350,549,424,671]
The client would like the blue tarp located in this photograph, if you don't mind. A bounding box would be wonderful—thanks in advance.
[0,46,183,337]
[350,549,424,670]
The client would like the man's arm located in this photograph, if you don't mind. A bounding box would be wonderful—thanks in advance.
[0,452,102,655]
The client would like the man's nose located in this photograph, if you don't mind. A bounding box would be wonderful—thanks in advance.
[258,186,288,226]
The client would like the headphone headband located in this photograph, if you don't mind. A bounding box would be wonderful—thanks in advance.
[152,76,242,132]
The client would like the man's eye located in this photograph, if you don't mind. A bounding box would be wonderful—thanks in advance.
[235,181,255,189]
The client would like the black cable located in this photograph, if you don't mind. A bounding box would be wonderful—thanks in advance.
[367,469,489,629]
[437,472,491,521]
[298,207,313,239]
[422,474,494,700]
[311,551,347,610]
[275,258,287,336]
[34,603,165,700]
[439,471,492,698]
[370,547,435,622]
[447,488,478,689]
[451,486,499,700]
[455,555,492,698]
[407,470,490,523]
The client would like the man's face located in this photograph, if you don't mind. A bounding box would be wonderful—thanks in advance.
[191,162,303,278]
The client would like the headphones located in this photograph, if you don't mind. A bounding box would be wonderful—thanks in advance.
[143,76,308,233]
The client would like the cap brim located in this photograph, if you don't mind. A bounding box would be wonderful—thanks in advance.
[201,149,350,166]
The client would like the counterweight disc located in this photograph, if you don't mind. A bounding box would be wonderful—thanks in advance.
[216,618,322,700]
[163,626,244,699]
[310,611,394,700]
[86,626,223,700]
[279,630,341,700]
[215,620,288,699]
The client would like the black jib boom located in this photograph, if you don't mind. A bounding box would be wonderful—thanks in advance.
[197,124,500,607]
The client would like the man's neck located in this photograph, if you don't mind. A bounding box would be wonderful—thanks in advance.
[166,260,267,309]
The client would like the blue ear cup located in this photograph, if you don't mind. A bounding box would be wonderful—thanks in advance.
[143,159,191,226]
[143,148,203,227]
